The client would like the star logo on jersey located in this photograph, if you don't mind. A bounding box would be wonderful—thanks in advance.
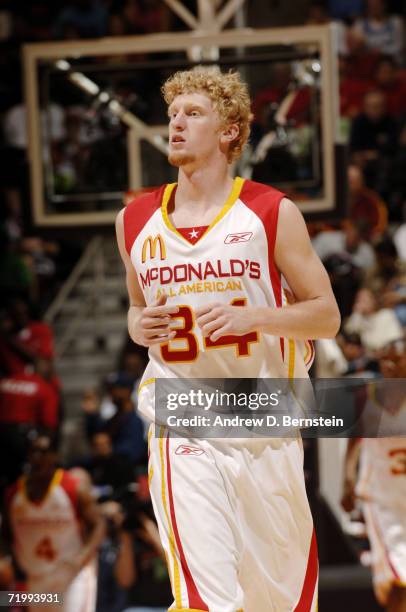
[175,444,205,456]
[224,232,253,244]
[189,229,200,239]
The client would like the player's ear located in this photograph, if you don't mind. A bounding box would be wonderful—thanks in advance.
[220,123,239,144]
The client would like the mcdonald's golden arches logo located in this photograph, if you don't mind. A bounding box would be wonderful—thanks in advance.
[141,234,166,263]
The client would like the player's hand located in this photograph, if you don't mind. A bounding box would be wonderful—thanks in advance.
[195,302,256,341]
[132,294,178,347]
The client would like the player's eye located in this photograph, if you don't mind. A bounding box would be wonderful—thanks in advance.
[189,110,200,116]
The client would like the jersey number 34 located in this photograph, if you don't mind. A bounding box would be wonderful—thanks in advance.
[160,298,259,363]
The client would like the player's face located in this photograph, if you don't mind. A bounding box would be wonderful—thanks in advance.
[167,92,223,168]
[28,437,57,474]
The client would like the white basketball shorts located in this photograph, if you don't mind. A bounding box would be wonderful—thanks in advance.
[27,561,97,612]
[363,501,406,606]
[148,426,318,612]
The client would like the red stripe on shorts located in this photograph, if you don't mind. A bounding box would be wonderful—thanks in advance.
[166,434,209,611]
[294,527,318,611]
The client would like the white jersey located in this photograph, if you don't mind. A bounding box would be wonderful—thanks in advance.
[7,469,84,578]
[124,177,314,421]
[357,397,406,508]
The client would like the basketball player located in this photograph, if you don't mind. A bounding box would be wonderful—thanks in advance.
[116,66,340,611]
[2,432,105,612]
[342,338,406,612]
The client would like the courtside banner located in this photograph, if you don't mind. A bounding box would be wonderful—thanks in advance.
[154,378,406,438]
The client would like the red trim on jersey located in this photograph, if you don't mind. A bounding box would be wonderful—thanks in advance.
[294,527,318,611]
[4,481,19,511]
[239,180,285,358]
[60,471,80,521]
[165,434,209,611]
[123,185,166,256]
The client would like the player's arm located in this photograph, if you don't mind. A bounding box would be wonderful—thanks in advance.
[196,198,340,341]
[115,208,178,346]
[256,198,341,339]
[71,486,105,571]
[341,437,362,513]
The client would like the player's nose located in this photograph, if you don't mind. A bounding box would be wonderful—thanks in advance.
[171,110,186,129]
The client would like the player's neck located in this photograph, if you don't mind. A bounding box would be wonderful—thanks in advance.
[26,469,56,501]
[175,161,233,212]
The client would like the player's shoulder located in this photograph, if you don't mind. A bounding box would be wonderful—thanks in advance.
[58,469,82,511]
[238,179,287,227]
[4,479,23,508]
[120,184,169,255]
[239,179,286,209]
[124,184,168,218]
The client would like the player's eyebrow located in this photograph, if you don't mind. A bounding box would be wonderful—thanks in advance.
[168,102,206,116]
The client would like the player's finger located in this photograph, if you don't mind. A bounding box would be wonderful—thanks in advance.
[196,310,220,327]
[144,304,179,316]
[151,293,167,307]
[144,327,172,338]
[148,331,176,345]
[201,318,225,336]
[210,325,229,342]
[142,317,172,328]
[195,304,217,318]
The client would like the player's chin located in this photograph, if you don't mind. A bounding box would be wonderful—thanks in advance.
[168,152,196,167]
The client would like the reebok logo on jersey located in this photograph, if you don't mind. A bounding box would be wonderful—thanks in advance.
[175,445,205,456]
[224,232,253,244]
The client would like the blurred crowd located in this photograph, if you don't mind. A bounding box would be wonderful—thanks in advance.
[0,0,406,610]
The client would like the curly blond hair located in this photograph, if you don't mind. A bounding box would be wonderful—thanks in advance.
[162,66,253,162]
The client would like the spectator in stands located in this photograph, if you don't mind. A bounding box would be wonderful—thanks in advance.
[350,91,398,164]
[0,357,59,489]
[353,0,404,62]
[341,28,382,81]
[76,431,135,496]
[13,1,56,43]
[84,373,146,465]
[394,204,406,261]
[337,330,376,375]
[109,0,171,36]
[0,298,54,376]
[381,273,406,326]
[347,165,387,240]
[328,0,364,21]
[388,125,406,221]
[350,91,398,197]
[365,236,406,294]
[374,56,406,119]
[312,220,376,272]
[339,55,373,119]
[113,498,172,611]
[54,0,108,39]
[0,232,34,305]
[306,2,330,24]
[344,287,403,353]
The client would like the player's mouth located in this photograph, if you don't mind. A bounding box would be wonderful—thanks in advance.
[171,136,185,143]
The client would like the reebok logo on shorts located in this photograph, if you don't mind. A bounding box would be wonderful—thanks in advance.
[175,445,205,456]
[224,232,253,244]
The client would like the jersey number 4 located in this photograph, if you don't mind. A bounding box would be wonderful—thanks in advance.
[160,298,259,363]
[35,536,57,561]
